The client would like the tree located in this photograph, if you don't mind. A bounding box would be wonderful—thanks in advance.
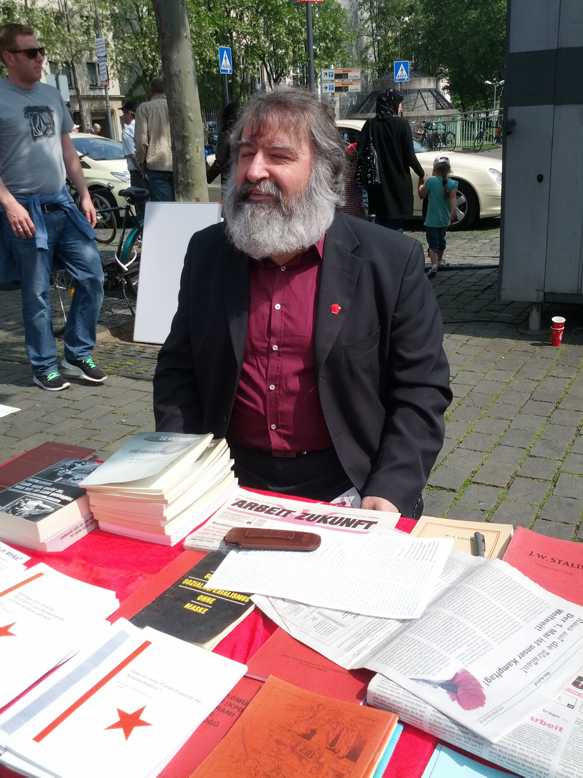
[152,0,208,202]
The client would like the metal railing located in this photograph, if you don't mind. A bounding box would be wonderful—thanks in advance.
[410,109,503,152]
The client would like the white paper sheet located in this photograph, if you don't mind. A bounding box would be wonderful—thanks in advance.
[208,523,453,619]
[0,621,247,778]
[0,540,29,571]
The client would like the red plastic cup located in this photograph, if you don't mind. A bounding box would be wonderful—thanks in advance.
[550,315,566,347]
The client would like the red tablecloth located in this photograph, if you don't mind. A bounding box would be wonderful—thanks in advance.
[0,446,438,777]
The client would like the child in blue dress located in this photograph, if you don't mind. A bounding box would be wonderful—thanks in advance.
[418,156,458,277]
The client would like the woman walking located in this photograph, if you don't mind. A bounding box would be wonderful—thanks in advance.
[357,90,425,231]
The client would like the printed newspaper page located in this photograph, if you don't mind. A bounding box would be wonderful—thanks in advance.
[207,523,453,619]
[367,671,583,778]
[184,488,401,551]
[253,551,484,670]
[365,560,583,742]
[0,540,29,571]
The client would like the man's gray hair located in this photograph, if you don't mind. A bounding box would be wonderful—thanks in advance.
[230,88,346,204]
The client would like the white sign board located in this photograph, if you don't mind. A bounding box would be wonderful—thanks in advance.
[133,202,222,344]
[97,60,108,86]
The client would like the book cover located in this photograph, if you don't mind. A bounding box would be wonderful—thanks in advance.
[191,676,399,778]
[130,551,254,648]
[0,457,100,546]
[411,515,513,559]
[502,526,583,605]
[0,443,94,490]
[247,628,371,703]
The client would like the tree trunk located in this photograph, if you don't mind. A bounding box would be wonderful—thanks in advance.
[152,0,208,202]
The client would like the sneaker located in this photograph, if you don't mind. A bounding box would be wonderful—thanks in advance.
[427,267,438,278]
[33,370,70,392]
[62,356,107,383]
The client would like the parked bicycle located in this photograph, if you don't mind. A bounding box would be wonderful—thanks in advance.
[52,186,147,336]
[416,121,456,151]
[473,117,493,152]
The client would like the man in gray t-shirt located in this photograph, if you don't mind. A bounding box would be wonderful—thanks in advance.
[0,22,107,392]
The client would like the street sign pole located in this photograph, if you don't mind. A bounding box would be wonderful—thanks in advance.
[218,46,233,106]
[306,2,315,93]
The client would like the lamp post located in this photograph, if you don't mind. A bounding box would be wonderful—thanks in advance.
[484,78,505,112]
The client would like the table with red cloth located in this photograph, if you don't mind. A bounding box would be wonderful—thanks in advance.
[0,443,438,778]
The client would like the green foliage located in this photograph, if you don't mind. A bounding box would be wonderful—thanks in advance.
[357,0,506,109]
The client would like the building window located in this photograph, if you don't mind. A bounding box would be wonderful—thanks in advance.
[87,62,98,88]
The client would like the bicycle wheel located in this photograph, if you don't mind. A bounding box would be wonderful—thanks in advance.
[444,132,456,151]
[51,269,75,337]
[473,133,484,153]
[91,188,118,245]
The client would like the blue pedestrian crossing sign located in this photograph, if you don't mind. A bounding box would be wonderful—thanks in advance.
[393,60,410,83]
[218,46,233,75]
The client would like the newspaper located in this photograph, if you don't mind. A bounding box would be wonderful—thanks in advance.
[207,522,453,619]
[184,487,401,552]
[367,671,583,778]
[365,560,583,742]
[252,551,483,669]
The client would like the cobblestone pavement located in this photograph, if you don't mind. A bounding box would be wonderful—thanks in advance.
[1,221,583,540]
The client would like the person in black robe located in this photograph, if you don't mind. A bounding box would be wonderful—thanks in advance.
[358,90,425,231]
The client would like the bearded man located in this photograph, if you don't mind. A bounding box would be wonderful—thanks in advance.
[153,89,451,517]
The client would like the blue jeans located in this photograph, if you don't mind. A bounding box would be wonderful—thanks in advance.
[0,210,104,376]
[146,170,175,202]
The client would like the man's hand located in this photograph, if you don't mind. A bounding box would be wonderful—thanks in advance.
[79,191,97,228]
[361,496,400,514]
[5,200,35,238]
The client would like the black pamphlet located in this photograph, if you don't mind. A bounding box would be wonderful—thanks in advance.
[130,551,253,648]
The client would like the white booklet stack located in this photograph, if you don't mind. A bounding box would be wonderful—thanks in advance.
[81,433,238,546]
[0,562,119,709]
[0,620,247,778]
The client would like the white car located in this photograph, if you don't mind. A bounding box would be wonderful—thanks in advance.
[336,119,501,228]
[71,133,132,217]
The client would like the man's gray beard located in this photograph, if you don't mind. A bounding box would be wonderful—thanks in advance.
[223,173,336,260]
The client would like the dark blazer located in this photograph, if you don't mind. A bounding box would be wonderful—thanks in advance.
[153,212,452,516]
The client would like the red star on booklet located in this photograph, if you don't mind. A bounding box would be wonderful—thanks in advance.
[0,622,16,637]
[105,706,151,740]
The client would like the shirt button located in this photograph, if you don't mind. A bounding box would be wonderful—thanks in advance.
[272,344,278,351]
[280,266,286,271]
[269,384,276,391]
[274,303,281,311]
[270,423,277,430]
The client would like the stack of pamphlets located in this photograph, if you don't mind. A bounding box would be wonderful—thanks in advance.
[0,457,101,551]
[0,562,119,709]
[0,619,247,778]
[80,432,237,546]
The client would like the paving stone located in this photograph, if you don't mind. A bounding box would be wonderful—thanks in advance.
[572,436,583,454]
[539,495,583,525]
[550,409,583,427]
[506,476,549,503]
[428,449,484,491]
[472,418,510,435]
[531,519,577,540]
[554,474,583,500]
[455,483,501,511]
[447,504,491,521]
[562,453,583,474]
[508,414,546,432]
[422,488,456,517]
[500,428,536,448]
[530,437,571,460]
[518,457,559,481]
[443,421,471,442]
[491,498,537,527]
[520,400,557,417]
[459,433,498,452]
[473,463,514,488]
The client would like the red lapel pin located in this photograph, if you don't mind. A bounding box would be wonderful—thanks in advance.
[330,303,342,315]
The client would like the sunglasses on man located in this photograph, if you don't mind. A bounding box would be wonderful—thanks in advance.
[8,47,45,59]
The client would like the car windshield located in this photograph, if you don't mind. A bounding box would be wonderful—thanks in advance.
[72,137,125,161]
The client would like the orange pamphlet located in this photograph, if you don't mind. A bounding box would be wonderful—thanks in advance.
[247,628,371,703]
[503,526,583,605]
[191,676,399,778]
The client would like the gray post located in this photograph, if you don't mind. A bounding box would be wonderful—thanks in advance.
[306,3,315,93]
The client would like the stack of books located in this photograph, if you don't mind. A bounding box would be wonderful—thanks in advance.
[81,432,237,545]
[0,457,101,551]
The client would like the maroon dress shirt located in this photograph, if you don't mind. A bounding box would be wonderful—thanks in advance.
[228,239,332,454]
